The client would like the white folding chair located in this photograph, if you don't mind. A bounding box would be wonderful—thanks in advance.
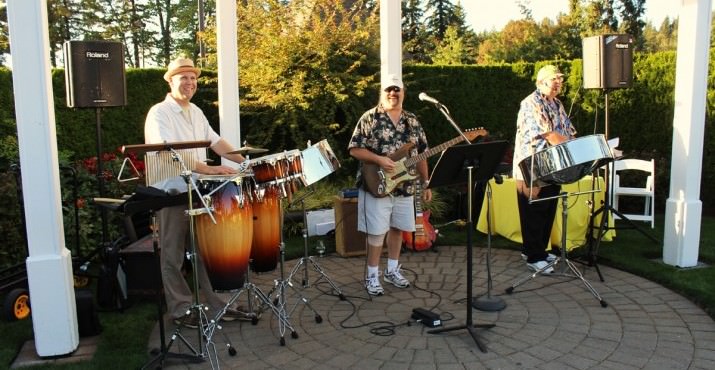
[612,158,655,228]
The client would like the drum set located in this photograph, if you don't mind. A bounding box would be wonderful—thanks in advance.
[125,139,341,367]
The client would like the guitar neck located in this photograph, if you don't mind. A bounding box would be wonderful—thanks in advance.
[403,135,467,168]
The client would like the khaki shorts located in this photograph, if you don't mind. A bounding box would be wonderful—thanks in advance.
[356,188,416,235]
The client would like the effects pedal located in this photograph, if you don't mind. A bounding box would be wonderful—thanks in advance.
[411,308,441,327]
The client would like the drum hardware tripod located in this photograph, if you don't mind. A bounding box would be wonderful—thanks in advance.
[505,189,608,308]
[219,242,300,347]
[142,149,223,369]
[472,181,506,312]
[265,196,323,329]
[286,188,345,300]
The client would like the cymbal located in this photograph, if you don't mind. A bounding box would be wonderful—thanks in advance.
[228,146,269,155]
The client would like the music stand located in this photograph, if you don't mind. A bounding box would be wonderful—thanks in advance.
[426,140,508,353]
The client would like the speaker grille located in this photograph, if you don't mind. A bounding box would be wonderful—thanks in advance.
[64,40,127,108]
[582,34,633,89]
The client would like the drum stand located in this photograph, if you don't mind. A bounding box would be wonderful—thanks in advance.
[219,263,299,346]
[143,151,223,369]
[505,191,608,308]
[287,189,345,300]
[266,196,324,327]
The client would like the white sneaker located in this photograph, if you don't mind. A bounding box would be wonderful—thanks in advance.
[527,260,554,274]
[521,253,558,262]
[383,266,410,288]
[365,273,384,296]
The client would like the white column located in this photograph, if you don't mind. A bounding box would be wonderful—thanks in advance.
[663,0,712,267]
[380,0,402,84]
[7,0,79,356]
[216,0,241,165]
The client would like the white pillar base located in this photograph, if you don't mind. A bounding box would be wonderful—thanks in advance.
[663,198,702,267]
[26,248,79,356]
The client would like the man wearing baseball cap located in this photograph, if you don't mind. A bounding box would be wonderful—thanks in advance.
[512,64,577,274]
[348,73,432,296]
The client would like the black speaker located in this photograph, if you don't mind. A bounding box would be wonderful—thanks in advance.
[582,34,634,89]
[63,40,127,108]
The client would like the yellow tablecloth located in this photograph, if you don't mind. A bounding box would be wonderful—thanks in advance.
[476,176,614,250]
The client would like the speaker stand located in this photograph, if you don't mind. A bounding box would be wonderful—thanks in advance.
[94,107,109,246]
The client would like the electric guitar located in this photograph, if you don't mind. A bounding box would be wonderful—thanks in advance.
[403,183,437,251]
[361,128,487,197]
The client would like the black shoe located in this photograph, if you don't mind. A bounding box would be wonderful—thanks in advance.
[221,307,258,322]
[173,311,200,329]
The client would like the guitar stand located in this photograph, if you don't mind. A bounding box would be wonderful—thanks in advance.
[505,192,608,308]
[286,191,345,300]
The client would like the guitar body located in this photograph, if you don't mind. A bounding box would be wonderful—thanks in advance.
[361,143,415,197]
[360,128,487,198]
[403,210,437,251]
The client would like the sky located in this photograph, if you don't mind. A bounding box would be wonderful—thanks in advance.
[463,0,710,33]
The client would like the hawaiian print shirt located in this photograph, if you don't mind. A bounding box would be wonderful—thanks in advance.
[348,105,429,195]
[512,89,576,181]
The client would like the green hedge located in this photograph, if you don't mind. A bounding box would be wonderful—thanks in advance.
[0,52,713,268]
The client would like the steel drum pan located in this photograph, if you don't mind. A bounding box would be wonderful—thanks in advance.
[518,134,614,187]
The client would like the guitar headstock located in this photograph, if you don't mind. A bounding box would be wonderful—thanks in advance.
[464,127,488,141]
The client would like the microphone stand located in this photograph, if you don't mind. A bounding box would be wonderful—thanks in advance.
[431,102,472,145]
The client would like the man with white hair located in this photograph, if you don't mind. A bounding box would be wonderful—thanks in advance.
[513,65,577,274]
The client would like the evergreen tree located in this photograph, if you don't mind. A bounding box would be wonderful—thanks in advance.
[424,0,455,39]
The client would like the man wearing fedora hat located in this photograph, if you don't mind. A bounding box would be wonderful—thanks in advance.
[145,57,252,328]
[513,64,577,274]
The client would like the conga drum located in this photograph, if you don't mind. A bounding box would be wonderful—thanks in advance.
[250,185,281,272]
[195,175,253,291]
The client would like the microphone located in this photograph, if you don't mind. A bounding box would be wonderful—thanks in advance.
[418,92,441,105]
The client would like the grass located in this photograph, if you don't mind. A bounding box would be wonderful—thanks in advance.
[1,213,713,369]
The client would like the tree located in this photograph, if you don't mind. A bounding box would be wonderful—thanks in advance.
[431,25,468,65]
[618,0,645,49]
[402,0,431,63]
[424,0,455,39]
[201,0,380,150]
[0,3,8,66]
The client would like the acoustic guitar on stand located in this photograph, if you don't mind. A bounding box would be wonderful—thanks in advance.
[403,182,437,251]
[361,128,487,198]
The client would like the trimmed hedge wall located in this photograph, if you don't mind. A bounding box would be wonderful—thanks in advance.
[1,52,713,214]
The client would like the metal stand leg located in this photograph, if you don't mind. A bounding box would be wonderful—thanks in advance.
[506,193,608,308]
[286,197,345,300]
[428,167,494,353]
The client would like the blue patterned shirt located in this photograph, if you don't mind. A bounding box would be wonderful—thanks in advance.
[513,89,576,181]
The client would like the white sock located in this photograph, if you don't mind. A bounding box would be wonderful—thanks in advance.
[387,259,398,273]
[367,265,379,278]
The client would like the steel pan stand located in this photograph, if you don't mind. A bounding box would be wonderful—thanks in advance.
[287,189,345,300]
[505,190,608,308]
